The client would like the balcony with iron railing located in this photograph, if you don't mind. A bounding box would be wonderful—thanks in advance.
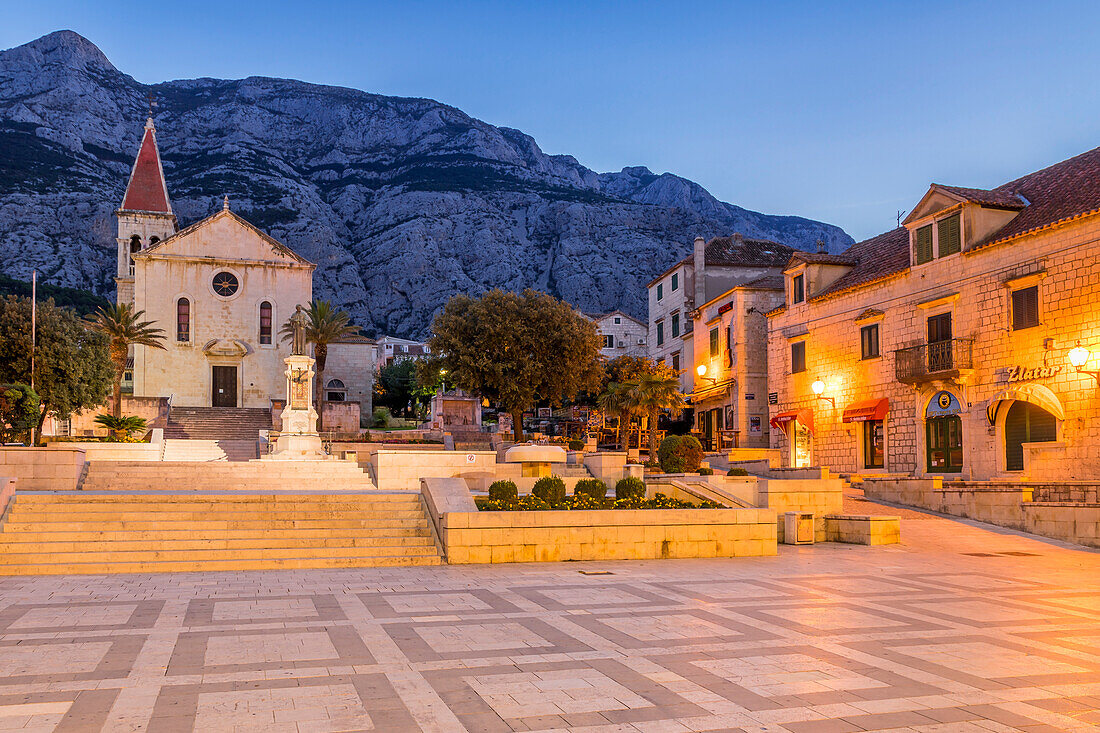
[894,338,974,383]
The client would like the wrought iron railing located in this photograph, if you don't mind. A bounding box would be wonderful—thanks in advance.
[894,338,973,383]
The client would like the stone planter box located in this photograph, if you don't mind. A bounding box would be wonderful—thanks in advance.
[440,507,777,563]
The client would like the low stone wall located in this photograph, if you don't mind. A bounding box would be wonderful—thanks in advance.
[441,507,778,563]
[756,477,844,542]
[47,440,162,462]
[862,476,1100,549]
[0,477,16,518]
[372,450,497,491]
[726,448,781,467]
[0,447,86,491]
[57,396,170,437]
[825,514,900,545]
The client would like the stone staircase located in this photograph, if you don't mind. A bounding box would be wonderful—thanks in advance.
[161,439,258,461]
[164,407,271,441]
[81,460,377,492]
[0,492,442,575]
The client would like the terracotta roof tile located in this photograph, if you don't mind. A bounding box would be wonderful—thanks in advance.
[705,235,793,267]
[787,251,858,267]
[811,228,910,301]
[934,184,1025,209]
[741,274,785,290]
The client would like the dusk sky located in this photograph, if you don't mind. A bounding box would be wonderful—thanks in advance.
[4,0,1099,241]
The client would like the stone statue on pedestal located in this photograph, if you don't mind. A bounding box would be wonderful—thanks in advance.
[290,304,308,356]
[267,304,325,459]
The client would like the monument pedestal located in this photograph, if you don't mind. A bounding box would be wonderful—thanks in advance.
[270,353,325,459]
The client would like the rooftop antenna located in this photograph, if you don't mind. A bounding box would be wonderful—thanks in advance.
[896,210,907,228]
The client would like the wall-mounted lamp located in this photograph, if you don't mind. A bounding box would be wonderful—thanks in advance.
[696,363,716,384]
[811,378,835,407]
[1068,342,1100,386]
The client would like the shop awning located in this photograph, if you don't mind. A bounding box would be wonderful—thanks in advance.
[770,407,813,434]
[689,378,734,404]
[987,383,1065,425]
[842,398,889,423]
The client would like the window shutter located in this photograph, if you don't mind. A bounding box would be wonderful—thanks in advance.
[915,225,933,264]
[938,215,961,256]
[1012,286,1039,330]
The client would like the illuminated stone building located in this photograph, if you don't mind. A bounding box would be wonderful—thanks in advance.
[766,146,1100,480]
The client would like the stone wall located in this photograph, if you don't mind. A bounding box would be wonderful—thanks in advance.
[371,450,497,491]
[825,514,901,545]
[756,477,845,542]
[324,340,376,426]
[441,508,778,563]
[0,447,85,491]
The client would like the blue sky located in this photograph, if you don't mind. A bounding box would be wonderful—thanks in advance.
[3,0,1099,241]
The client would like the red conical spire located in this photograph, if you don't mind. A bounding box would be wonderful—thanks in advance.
[120,118,172,214]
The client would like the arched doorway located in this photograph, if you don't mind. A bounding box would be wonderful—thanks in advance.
[925,390,963,473]
[1003,402,1057,471]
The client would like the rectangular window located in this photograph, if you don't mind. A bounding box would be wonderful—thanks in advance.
[671,273,679,291]
[915,224,933,264]
[259,301,272,345]
[709,327,719,357]
[604,334,614,349]
[656,322,664,346]
[671,352,680,371]
[671,313,680,338]
[791,341,806,373]
[656,283,663,301]
[1011,286,1039,330]
[613,316,621,324]
[938,214,961,257]
[176,298,190,342]
[860,323,880,359]
[792,274,805,304]
[864,420,884,469]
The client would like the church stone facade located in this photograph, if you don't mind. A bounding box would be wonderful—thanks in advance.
[114,118,371,415]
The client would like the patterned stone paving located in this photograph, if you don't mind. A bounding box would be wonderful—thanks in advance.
[0,512,1097,731]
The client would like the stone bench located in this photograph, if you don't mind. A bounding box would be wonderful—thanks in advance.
[825,514,900,545]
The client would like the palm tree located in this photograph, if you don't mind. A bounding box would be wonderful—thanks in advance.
[86,303,166,419]
[280,300,359,429]
[597,381,639,450]
[633,372,687,459]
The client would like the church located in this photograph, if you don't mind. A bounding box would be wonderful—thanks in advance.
[113,118,374,422]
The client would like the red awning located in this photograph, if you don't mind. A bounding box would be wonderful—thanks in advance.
[842,398,889,423]
[770,408,813,434]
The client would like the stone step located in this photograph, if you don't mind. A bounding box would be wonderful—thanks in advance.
[0,535,435,552]
[0,554,443,575]
[5,518,432,532]
[16,492,417,503]
[0,544,442,564]
[0,526,433,541]
[8,508,427,521]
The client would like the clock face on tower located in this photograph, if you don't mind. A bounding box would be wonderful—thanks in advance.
[212,271,239,297]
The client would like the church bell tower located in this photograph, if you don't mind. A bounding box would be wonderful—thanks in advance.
[115,117,178,304]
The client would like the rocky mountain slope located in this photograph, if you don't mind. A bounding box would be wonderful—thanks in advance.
[0,31,852,336]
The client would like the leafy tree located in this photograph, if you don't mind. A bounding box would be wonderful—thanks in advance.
[597,381,639,450]
[280,300,360,429]
[0,383,39,443]
[375,359,435,418]
[633,370,687,458]
[0,296,113,440]
[85,303,167,419]
[427,289,603,442]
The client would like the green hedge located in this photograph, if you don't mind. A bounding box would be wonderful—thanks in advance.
[657,435,704,473]
[488,480,518,501]
[532,476,566,504]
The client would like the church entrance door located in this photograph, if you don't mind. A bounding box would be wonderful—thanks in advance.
[211,366,237,407]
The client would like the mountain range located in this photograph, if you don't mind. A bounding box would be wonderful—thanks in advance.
[0,30,852,336]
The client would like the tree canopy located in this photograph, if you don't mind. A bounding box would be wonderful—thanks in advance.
[0,383,39,443]
[374,359,436,418]
[427,289,603,441]
[0,296,113,439]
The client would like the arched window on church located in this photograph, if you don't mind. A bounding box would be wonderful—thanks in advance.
[326,379,346,402]
[176,298,190,342]
[149,236,160,246]
[129,235,141,275]
[259,301,273,345]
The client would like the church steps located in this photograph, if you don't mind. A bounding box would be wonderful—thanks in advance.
[0,493,442,574]
[79,460,378,491]
[0,555,442,575]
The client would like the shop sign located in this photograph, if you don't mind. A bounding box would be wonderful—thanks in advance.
[745,393,755,400]
[768,392,778,405]
[717,301,733,315]
[1006,365,1061,382]
[749,416,762,434]
[925,390,961,417]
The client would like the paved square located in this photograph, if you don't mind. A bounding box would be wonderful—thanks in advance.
[0,509,1096,731]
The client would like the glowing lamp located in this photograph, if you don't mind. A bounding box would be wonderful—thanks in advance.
[696,364,707,377]
[1069,345,1090,369]
[811,380,826,395]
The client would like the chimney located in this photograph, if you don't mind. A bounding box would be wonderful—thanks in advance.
[816,238,827,254]
[693,236,706,306]
[732,233,743,243]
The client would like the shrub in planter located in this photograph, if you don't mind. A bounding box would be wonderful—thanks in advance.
[643,460,661,469]
[569,492,605,510]
[488,480,518,501]
[567,438,585,451]
[698,467,714,476]
[657,435,704,473]
[727,467,748,476]
[518,494,551,511]
[574,478,608,500]
[614,493,647,509]
[615,476,646,501]
[532,476,566,504]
